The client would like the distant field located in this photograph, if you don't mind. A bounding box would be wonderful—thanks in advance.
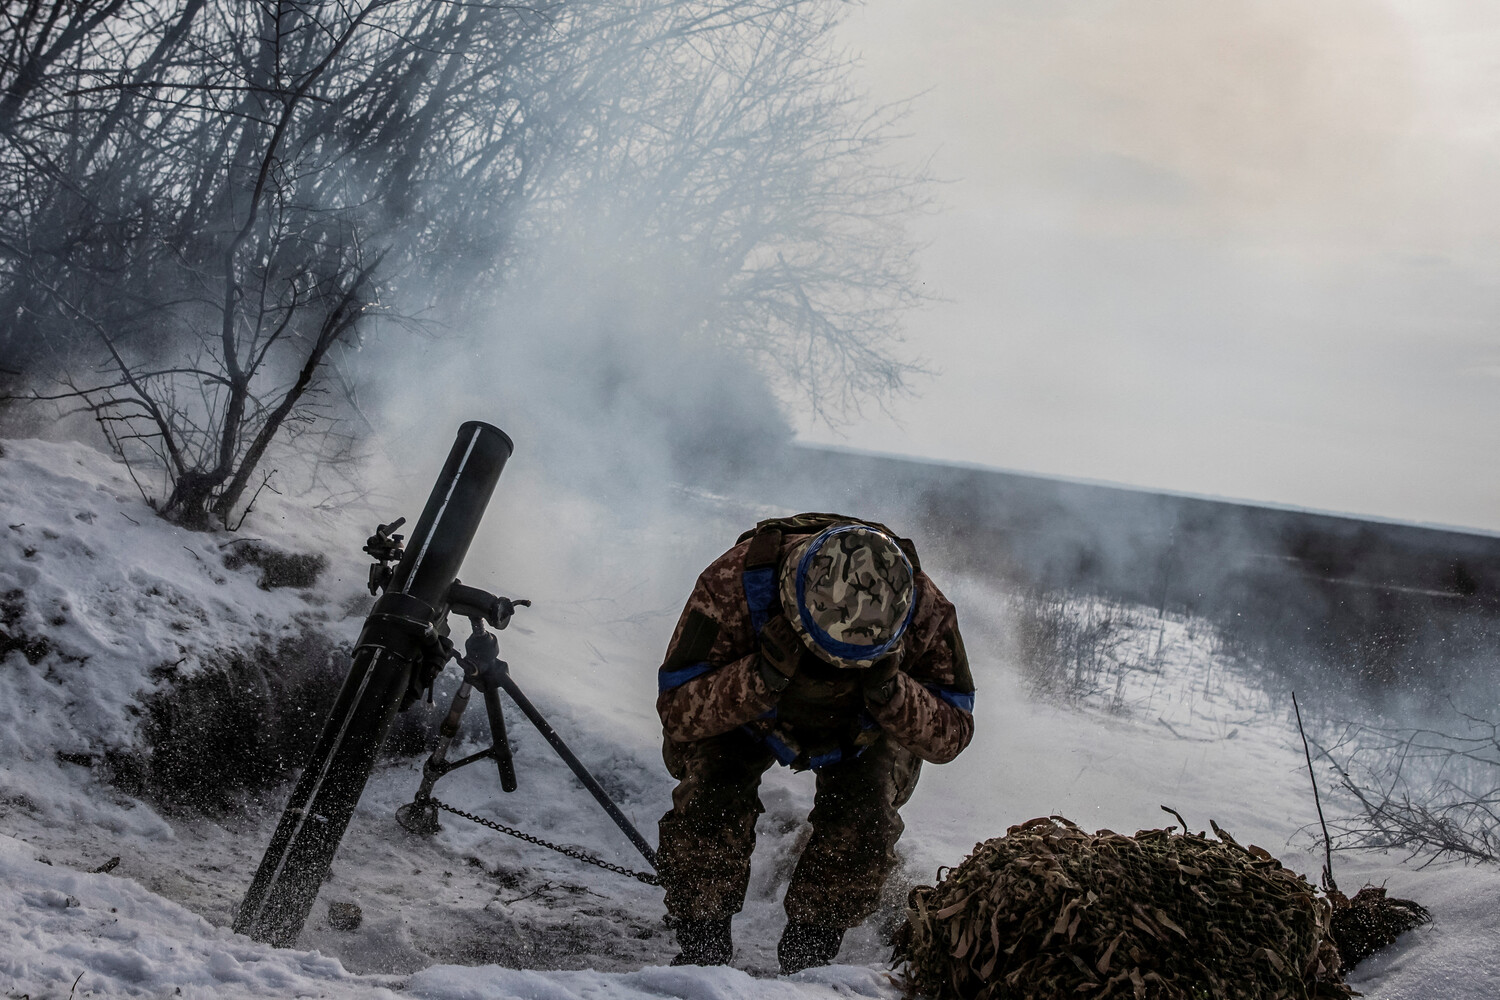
[727,444,1500,709]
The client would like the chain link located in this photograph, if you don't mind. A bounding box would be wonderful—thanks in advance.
[429,796,661,886]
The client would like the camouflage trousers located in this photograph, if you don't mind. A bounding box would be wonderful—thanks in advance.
[657,728,921,928]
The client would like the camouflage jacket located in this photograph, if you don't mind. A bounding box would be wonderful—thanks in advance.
[657,526,975,766]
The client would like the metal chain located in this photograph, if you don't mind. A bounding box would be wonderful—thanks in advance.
[429,796,661,886]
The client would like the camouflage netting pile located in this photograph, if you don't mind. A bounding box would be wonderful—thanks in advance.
[892,816,1351,1000]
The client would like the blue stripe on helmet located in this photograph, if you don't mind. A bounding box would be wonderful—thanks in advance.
[658,661,714,692]
[794,525,916,662]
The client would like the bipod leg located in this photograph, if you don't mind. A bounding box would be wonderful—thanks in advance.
[488,666,658,872]
[480,671,518,792]
[397,677,473,835]
[460,619,516,792]
[397,623,522,833]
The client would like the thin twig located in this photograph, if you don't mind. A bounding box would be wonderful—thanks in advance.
[1292,691,1337,893]
[230,469,277,531]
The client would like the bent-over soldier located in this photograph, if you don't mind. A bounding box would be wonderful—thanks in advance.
[655,513,976,973]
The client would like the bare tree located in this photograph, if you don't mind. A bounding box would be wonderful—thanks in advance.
[5,0,561,525]
[511,0,931,421]
[3,0,931,527]
[0,2,204,371]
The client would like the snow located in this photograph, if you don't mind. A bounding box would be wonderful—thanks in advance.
[0,832,403,999]
[406,965,899,1000]
[0,438,366,768]
[1338,860,1500,998]
[2,436,1498,999]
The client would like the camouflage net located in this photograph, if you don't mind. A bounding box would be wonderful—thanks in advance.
[891,816,1350,1000]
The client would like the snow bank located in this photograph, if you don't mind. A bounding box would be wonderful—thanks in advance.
[0,817,899,1000]
[0,832,401,999]
[0,438,365,759]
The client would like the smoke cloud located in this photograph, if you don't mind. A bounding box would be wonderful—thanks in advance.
[810,0,1500,532]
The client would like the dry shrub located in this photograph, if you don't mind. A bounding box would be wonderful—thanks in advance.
[1328,886,1429,970]
[111,627,434,812]
[1010,592,1159,711]
[892,816,1350,1000]
[1324,714,1500,866]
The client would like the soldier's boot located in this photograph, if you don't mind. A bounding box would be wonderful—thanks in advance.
[669,917,733,967]
[777,921,844,974]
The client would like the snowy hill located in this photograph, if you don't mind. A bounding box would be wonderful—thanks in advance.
[1,437,1496,999]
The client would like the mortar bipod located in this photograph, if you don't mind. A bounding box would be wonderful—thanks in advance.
[395,618,517,835]
[395,606,659,877]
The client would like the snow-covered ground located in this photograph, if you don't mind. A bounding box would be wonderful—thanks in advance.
[2,437,1497,999]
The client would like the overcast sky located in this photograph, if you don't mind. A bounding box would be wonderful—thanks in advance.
[797,0,1500,532]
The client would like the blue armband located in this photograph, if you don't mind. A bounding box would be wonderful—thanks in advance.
[658,661,714,692]
[925,683,975,713]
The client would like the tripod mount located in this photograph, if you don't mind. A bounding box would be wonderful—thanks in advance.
[393,599,659,883]
[236,422,657,953]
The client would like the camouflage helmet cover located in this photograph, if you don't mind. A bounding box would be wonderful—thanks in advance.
[778,523,917,669]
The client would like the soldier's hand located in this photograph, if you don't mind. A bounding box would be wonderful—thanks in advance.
[757,614,802,693]
[418,626,456,671]
[405,627,456,709]
[862,647,904,705]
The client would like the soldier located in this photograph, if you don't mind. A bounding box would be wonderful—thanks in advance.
[655,513,976,974]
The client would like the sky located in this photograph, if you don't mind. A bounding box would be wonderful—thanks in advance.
[799,0,1500,533]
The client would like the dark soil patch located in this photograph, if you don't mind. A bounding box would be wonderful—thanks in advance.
[116,626,437,813]
[222,541,327,590]
[0,626,52,663]
[1,588,53,663]
[1,589,22,628]
[117,630,350,812]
